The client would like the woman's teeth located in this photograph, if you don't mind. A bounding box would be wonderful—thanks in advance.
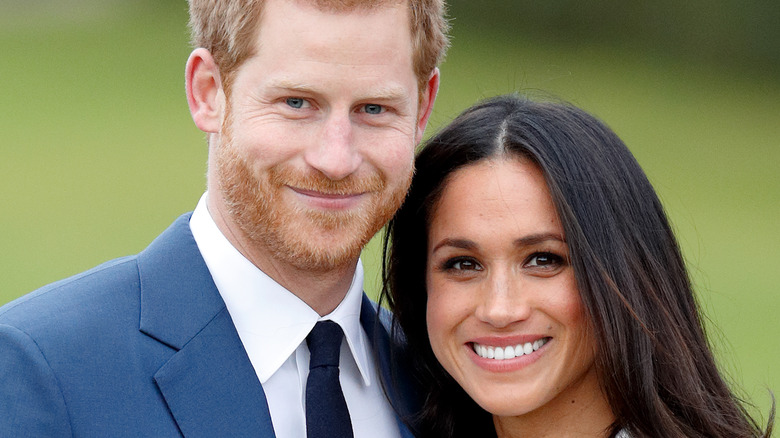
[472,338,549,360]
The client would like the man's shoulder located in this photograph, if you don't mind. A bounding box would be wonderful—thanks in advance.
[0,255,141,334]
[0,212,196,335]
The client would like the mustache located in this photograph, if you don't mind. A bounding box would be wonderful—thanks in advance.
[269,168,384,195]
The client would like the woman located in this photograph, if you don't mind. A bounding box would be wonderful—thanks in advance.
[380,95,774,437]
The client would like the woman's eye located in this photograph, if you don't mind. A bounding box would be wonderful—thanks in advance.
[444,257,482,272]
[285,97,309,109]
[525,252,562,268]
[362,104,384,114]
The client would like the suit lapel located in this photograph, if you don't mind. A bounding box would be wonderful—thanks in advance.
[138,214,276,437]
[360,296,422,438]
[153,308,275,437]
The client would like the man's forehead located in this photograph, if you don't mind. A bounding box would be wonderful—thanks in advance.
[253,0,415,65]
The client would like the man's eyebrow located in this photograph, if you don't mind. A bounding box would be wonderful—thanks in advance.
[266,80,318,94]
[267,79,409,101]
[360,85,409,101]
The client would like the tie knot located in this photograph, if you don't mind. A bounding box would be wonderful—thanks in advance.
[307,321,343,369]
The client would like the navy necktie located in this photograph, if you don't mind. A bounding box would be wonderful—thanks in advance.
[305,321,354,438]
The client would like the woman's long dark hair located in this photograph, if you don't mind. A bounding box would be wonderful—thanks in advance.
[380,95,774,437]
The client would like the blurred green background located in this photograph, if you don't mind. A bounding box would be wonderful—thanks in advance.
[2,0,777,422]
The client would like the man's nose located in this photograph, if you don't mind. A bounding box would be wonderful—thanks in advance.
[304,113,362,181]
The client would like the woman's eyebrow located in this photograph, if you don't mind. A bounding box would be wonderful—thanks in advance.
[431,233,566,254]
[430,238,477,253]
[514,233,566,247]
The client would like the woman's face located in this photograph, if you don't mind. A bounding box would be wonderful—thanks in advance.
[426,157,600,421]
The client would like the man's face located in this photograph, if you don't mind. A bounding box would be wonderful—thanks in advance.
[210,0,433,272]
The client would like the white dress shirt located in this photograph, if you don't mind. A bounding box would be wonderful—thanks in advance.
[189,193,399,438]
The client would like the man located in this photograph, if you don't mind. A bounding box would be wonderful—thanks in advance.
[0,0,448,436]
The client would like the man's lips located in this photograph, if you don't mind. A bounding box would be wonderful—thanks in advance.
[291,187,364,198]
[289,186,367,209]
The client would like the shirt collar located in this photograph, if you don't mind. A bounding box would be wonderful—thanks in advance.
[189,193,372,386]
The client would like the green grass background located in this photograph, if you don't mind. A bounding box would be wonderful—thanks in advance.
[2,0,777,422]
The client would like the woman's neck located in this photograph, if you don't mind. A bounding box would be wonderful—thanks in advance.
[493,375,615,438]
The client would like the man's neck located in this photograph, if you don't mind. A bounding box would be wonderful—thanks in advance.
[206,194,358,316]
[248,250,358,316]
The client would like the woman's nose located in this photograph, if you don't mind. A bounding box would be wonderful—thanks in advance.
[474,272,531,328]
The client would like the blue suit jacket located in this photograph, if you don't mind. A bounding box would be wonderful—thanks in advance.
[0,213,419,437]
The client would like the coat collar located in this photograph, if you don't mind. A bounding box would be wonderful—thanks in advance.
[138,213,275,437]
[138,213,224,350]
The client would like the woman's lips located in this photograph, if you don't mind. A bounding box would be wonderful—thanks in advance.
[466,336,552,372]
[471,337,551,360]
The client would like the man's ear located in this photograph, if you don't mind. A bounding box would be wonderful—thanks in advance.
[186,48,223,133]
[415,67,440,144]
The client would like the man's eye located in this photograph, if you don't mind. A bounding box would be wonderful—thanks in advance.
[286,97,308,109]
[363,104,384,114]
